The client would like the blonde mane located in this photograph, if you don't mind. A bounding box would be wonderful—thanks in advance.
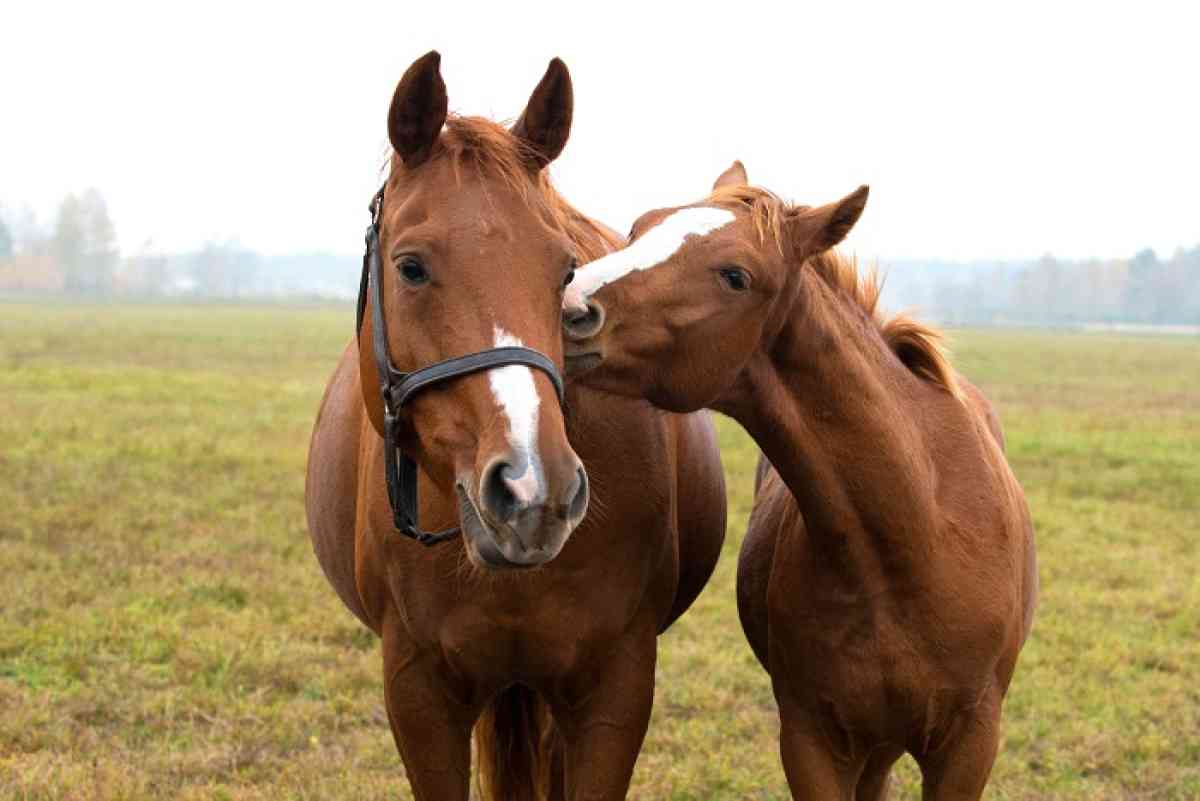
[707,184,961,397]
[390,114,621,262]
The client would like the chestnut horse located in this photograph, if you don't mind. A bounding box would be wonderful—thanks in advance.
[305,54,726,801]
[562,163,1037,800]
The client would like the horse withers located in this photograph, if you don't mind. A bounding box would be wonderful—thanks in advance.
[305,53,726,801]
[563,162,1037,801]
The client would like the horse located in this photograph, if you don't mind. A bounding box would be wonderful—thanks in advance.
[561,162,1037,801]
[304,52,726,801]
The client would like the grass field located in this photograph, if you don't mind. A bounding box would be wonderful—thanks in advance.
[1,303,1197,800]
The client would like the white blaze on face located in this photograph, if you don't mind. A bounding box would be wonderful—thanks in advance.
[488,327,543,502]
[571,206,737,298]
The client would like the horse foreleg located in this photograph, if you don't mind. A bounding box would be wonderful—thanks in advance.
[856,746,903,801]
[914,691,1002,801]
[556,622,657,801]
[776,714,863,801]
[381,623,477,801]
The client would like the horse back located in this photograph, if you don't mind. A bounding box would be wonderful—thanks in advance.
[957,372,1006,452]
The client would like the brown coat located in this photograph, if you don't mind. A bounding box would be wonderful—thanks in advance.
[306,55,726,801]
[564,169,1037,801]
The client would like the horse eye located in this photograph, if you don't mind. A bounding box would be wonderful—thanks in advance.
[718,266,750,292]
[397,256,429,285]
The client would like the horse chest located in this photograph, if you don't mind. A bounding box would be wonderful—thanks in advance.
[432,596,626,680]
[767,590,993,741]
[384,548,641,678]
[756,489,1008,740]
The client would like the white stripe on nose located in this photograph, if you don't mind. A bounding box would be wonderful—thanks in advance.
[562,284,589,318]
[501,463,540,506]
[571,206,736,298]
[488,327,543,498]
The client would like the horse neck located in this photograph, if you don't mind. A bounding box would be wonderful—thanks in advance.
[724,269,944,568]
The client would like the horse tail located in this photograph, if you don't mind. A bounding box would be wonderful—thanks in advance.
[474,683,561,801]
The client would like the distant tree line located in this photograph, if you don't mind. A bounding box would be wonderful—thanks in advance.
[881,248,1200,327]
[1,190,118,294]
[1,191,1196,324]
[0,190,357,300]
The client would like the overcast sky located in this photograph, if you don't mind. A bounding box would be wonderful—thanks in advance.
[3,1,1197,262]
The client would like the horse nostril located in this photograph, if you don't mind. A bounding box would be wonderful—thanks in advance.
[561,466,589,521]
[481,460,520,523]
[563,299,606,340]
[481,458,541,524]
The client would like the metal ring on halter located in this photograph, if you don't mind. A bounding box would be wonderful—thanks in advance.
[355,183,566,545]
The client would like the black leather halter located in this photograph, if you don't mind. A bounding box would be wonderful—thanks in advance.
[356,184,566,545]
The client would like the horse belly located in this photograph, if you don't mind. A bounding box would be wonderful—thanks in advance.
[305,343,373,629]
[737,456,785,669]
[662,410,727,631]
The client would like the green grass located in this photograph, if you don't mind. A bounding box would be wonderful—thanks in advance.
[1,303,1197,800]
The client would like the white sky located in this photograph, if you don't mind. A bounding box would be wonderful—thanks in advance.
[3,1,1197,262]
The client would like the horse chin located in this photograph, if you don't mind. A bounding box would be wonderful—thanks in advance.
[455,485,541,571]
[563,351,603,377]
[647,387,704,415]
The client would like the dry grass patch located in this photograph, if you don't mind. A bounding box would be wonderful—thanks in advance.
[1,304,1197,799]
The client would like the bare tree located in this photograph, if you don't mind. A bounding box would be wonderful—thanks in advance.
[54,194,87,293]
[0,214,13,262]
[80,188,119,294]
[53,189,119,294]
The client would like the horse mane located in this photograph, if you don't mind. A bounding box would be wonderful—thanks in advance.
[707,184,961,398]
[390,114,621,262]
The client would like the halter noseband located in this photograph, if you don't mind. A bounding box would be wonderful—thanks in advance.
[356,184,566,545]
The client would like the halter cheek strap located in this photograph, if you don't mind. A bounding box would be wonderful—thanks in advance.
[356,184,565,545]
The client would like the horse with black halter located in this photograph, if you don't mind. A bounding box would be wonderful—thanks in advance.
[305,52,726,801]
[562,162,1037,801]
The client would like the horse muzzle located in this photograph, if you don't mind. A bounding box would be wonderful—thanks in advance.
[456,461,588,569]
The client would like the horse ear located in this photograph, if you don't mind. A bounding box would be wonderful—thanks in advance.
[791,185,870,257]
[512,58,574,169]
[388,50,448,167]
[713,160,748,190]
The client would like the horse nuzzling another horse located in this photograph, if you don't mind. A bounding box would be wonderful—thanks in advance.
[562,161,1037,801]
[305,52,726,801]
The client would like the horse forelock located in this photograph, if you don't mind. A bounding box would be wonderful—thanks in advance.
[387,114,620,263]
